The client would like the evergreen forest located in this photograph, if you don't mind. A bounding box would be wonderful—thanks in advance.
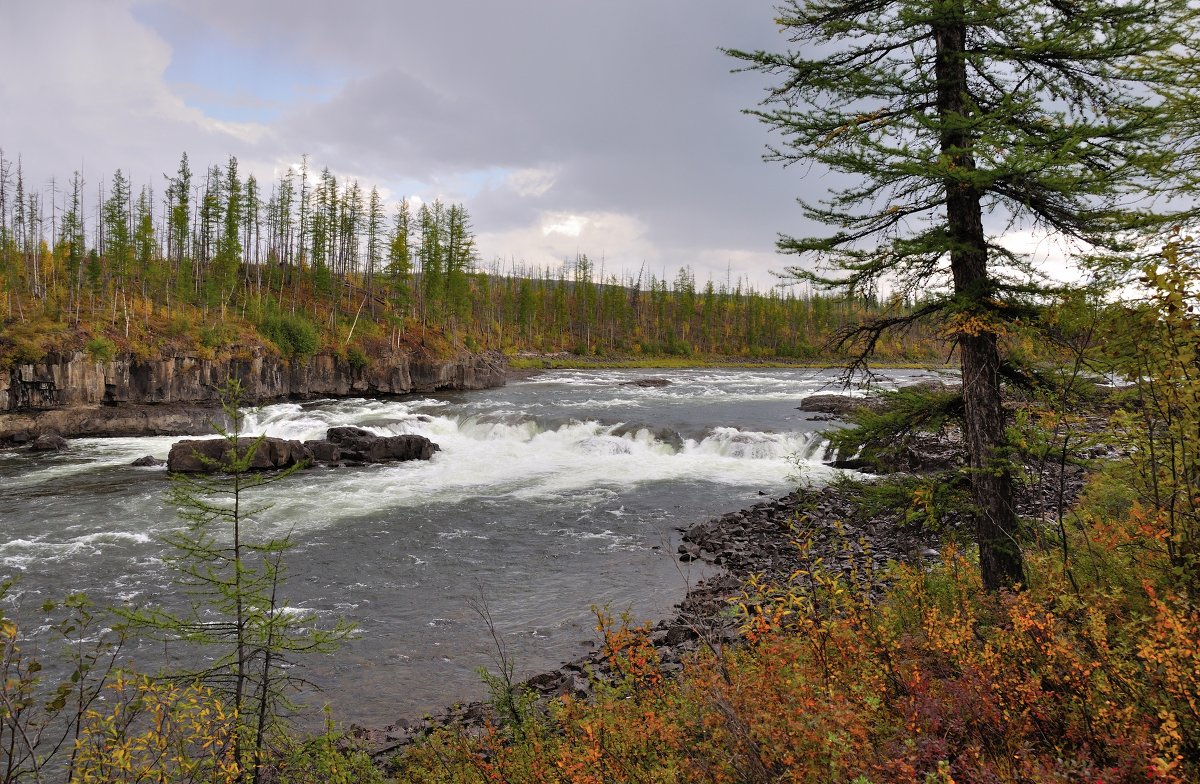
[0,151,946,368]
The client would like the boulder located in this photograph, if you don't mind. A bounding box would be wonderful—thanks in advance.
[620,377,671,388]
[326,426,374,443]
[29,432,68,452]
[167,436,311,473]
[167,429,439,472]
[796,393,886,415]
[325,427,440,462]
[303,440,342,463]
[131,455,166,467]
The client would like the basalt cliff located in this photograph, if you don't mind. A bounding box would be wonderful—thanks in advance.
[0,348,507,444]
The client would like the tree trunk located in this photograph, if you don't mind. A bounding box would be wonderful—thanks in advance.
[934,1,1025,590]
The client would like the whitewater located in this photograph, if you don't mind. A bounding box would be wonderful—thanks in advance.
[0,367,946,723]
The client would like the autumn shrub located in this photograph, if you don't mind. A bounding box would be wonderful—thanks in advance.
[71,675,243,784]
[391,509,1198,784]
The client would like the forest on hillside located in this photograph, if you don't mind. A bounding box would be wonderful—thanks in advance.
[0,151,947,366]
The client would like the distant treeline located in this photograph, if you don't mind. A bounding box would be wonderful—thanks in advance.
[0,151,944,363]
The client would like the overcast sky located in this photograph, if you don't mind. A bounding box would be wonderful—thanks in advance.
[0,0,842,288]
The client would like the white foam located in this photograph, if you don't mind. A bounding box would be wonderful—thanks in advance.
[4,369,896,556]
[71,532,153,546]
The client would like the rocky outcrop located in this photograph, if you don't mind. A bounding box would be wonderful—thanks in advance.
[0,402,229,445]
[324,426,440,462]
[796,393,888,416]
[0,348,506,444]
[168,436,314,473]
[167,429,440,473]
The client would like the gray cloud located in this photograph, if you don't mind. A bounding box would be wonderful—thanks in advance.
[3,0,815,287]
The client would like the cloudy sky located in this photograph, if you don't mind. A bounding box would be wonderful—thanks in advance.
[0,0,831,288]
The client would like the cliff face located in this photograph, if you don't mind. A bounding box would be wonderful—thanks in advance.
[0,348,506,443]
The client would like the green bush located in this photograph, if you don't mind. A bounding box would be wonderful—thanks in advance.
[347,345,370,370]
[84,336,117,363]
[198,323,234,350]
[259,313,321,358]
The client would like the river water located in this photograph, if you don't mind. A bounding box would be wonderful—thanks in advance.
[0,367,944,725]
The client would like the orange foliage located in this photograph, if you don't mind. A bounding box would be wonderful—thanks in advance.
[394,524,1199,784]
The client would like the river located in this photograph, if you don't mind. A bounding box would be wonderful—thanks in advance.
[0,366,946,725]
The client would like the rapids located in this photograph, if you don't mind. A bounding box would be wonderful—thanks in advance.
[0,367,948,724]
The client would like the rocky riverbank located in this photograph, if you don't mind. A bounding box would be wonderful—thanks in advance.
[0,348,507,445]
[360,404,1094,765]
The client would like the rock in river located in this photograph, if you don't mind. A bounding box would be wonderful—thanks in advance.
[167,437,311,473]
[28,432,68,452]
[167,428,441,472]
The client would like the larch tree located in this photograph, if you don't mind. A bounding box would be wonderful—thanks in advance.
[728,0,1197,590]
[365,185,384,307]
[386,198,414,317]
[213,155,242,303]
[101,169,132,290]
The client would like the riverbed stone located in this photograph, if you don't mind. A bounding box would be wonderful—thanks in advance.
[167,436,310,473]
[168,429,440,473]
[29,432,67,451]
[131,455,166,467]
[620,377,671,387]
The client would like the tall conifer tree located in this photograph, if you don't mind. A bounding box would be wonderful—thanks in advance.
[728,0,1197,589]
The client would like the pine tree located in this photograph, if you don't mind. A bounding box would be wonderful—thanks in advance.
[417,200,445,324]
[444,203,475,326]
[728,0,1197,589]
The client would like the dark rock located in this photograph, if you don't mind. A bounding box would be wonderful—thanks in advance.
[558,674,592,699]
[1,350,507,443]
[131,455,165,467]
[325,427,440,462]
[326,426,374,443]
[167,437,311,473]
[29,432,67,452]
[828,456,873,471]
[620,377,671,388]
[168,428,441,474]
[524,671,564,692]
[303,440,343,463]
[796,393,885,415]
[665,625,697,646]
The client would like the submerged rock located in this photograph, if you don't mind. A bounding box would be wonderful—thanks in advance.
[131,455,165,467]
[29,432,67,452]
[620,377,672,388]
